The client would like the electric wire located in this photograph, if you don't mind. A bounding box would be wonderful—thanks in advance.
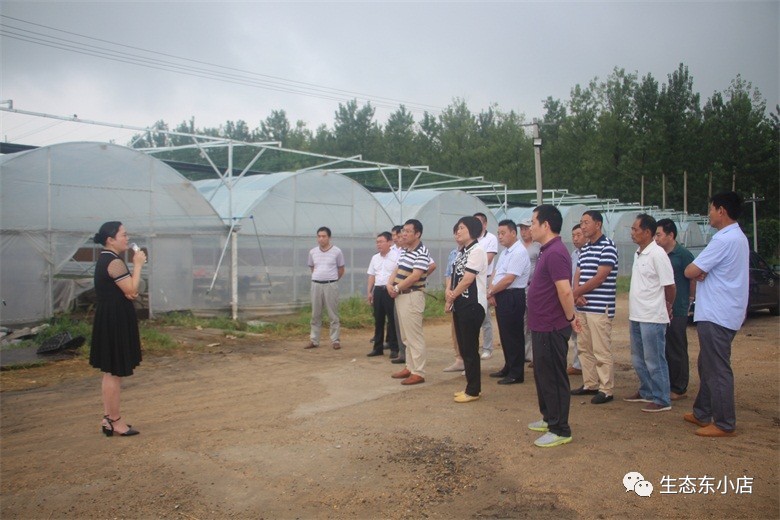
[0,15,444,114]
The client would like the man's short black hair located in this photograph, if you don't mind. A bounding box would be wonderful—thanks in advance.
[635,213,657,234]
[405,219,423,236]
[498,219,517,233]
[377,231,392,242]
[391,225,403,234]
[582,210,603,225]
[534,204,563,234]
[711,191,743,220]
[572,223,581,232]
[317,226,332,237]
[655,218,677,239]
[473,212,488,222]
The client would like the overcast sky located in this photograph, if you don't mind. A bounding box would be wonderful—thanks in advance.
[1,1,778,147]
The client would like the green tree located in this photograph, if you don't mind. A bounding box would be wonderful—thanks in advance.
[383,105,417,165]
[332,99,382,160]
[655,63,703,210]
[437,98,477,176]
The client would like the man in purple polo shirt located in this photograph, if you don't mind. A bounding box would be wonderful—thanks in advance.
[526,204,582,448]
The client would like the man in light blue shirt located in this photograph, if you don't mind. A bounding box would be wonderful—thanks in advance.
[487,219,531,384]
[684,191,749,438]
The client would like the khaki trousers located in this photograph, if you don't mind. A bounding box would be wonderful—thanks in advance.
[395,291,426,376]
[310,281,340,345]
[576,310,614,395]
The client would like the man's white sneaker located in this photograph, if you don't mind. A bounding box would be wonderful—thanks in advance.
[443,361,465,372]
[528,419,549,432]
[534,432,572,448]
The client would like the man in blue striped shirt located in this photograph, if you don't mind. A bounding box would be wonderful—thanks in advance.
[572,210,619,404]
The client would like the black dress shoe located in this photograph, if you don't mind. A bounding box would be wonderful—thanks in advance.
[571,386,599,396]
[366,350,383,357]
[591,391,614,404]
[498,376,523,385]
[391,357,406,364]
[489,370,508,378]
[389,350,399,359]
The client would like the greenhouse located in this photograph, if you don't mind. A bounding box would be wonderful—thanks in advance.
[0,142,226,325]
[195,170,395,313]
[0,113,715,325]
[372,189,498,273]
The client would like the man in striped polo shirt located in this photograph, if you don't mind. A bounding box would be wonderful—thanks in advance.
[387,219,436,385]
[571,210,619,404]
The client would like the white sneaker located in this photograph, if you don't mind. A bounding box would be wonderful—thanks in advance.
[528,419,549,432]
[443,361,465,372]
[480,351,493,360]
[534,432,572,448]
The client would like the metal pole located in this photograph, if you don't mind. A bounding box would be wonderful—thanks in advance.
[662,174,666,209]
[640,175,644,207]
[231,228,238,320]
[683,170,688,214]
[752,192,758,252]
[532,121,542,204]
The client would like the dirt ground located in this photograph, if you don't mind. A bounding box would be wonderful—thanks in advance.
[1,294,778,519]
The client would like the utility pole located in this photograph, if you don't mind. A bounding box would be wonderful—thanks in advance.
[747,193,764,252]
[662,174,667,209]
[532,120,543,204]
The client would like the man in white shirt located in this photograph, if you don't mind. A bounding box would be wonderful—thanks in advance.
[366,232,400,357]
[519,217,541,364]
[474,212,498,360]
[625,214,676,413]
[567,224,586,375]
[488,219,531,385]
[305,226,345,350]
[389,225,406,363]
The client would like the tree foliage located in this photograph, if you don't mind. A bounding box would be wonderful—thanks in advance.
[130,63,779,223]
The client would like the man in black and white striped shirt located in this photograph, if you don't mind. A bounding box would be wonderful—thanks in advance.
[387,219,436,386]
[572,210,619,405]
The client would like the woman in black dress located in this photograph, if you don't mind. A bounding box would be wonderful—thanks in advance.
[90,221,146,437]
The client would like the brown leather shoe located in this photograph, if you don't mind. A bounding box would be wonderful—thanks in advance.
[566,366,582,376]
[391,368,411,379]
[332,341,341,350]
[670,391,687,401]
[304,342,318,349]
[683,412,711,428]
[401,374,425,385]
[695,424,735,437]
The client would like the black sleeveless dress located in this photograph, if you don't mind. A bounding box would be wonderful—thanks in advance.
[89,250,142,376]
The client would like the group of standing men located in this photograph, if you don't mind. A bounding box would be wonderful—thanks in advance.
[305,191,749,446]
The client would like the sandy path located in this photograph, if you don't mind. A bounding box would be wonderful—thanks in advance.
[2,294,778,519]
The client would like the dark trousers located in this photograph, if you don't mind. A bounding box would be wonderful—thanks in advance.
[693,321,737,431]
[372,287,397,352]
[665,316,689,394]
[494,289,526,380]
[453,305,486,397]
[532,328,572,437]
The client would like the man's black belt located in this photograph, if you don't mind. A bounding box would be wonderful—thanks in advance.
[400,288,423,294]
[312,279,338,284]
[374,285,388,290]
